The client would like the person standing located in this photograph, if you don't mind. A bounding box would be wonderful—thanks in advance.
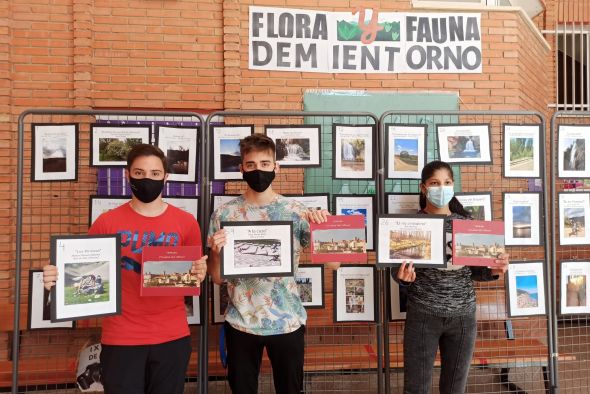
[43,144,208,394]
[208,134,328,394]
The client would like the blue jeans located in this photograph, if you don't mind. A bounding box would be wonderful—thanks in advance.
[403,307,477,394]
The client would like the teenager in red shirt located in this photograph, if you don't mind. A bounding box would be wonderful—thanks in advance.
[43,144,208,394]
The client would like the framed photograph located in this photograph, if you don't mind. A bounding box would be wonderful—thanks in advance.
[284,193,330,212]
[386,193,420,215]
[184,296,202,325]
[212,282,230,324]
[333,194,375,250]
[296,264,325,308]
[506,261,546,317]
[32,123,78,182]
[503,192,542,246]
[211,125,253,180]
[558,124,590,178]
[89,196,129,226]
[163,196,199,222]
[452,220,505,266]
[560,261,590,315]
[211,194,241,214]
[334,265,376,322]
[221,221,293,279]
[50,234,121,322]
[559,192,590,245]
[436,123,492,164]
[155,125,199,183]
[377,215,446,268]
[141,246,201,296]
[455,192,493,221]
[385,124,426,179]
[90,124,151,167]
[311,215,367,263]
[503,124,541,178]
[388,274,407,321]
[333,124,376,179]
[264,125,321,167]
[27,270,74,330]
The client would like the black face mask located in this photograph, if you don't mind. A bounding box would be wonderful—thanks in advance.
[129,177,165,203]
[242,169,275,193]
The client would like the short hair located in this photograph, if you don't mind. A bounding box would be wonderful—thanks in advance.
[126,144,167,172]
[239,133,276,159]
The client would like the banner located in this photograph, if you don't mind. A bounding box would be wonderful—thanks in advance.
[249,6,482,73]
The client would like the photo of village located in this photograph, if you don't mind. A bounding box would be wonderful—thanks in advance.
[389,230,431,260]
[345,278,365,314]
[143,261,198,288]
[455,233,505,259]
[313,228,366,254]
[234,239,281,268]
[516,275,539,309]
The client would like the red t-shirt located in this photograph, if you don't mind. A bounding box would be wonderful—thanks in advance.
[89,202,201,345]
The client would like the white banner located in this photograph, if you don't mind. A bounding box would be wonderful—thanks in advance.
[249,6,482,73]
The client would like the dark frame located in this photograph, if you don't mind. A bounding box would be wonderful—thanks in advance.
[31,123,79,182]
[503,191,543,246]
[435,123,493,165]
[502,123,542,179]
[210,124,254,181]
[88,195,129,226]
[220,221,294,279]
[50,234,122,322]
[385,193,420,215]
[455,191,493,221]
[264,124,322,168]
[90,123,151,167]
[557,124,590,179]
[27,270,75,330]
[184,295,203,326]
[387,270,407,321]
[211,281,229,324]
[211,193,241,215]
[558,260,590,316]
[284,193,330,212]
[384,123,427,179]
[332,123,377,180]
[296,264,325,309]
[332,194,376,251]
[333,264,377,323]
[558,191,590,246]
[155,124,200,183]
[376,214,447,268]
[505,260,547,318]
[162,195,200,222]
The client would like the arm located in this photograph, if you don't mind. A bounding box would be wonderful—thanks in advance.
[207,229,226,285]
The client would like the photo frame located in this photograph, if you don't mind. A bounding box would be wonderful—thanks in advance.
[50,234,121,322]
[211,125,253,180]
[32,123,78,182]
[89,196,129,226]
[264,125,321,167]
[506,261,546,317]
[377,215,446,268]
[27,270,74,330]
[211,194,241,214]
[455,192,493,221]
[557,124,590,178]
[388,273,407,321]
[334,265,376,322]
[296,264,325,308]
[503,192,542,246]
[503,124,541,178]
[212,282,230,324]
[155,125,199,183]
[184,295,202,325]
[333,124,376,179]
[333,194,375,250]
[284,193,330,212]
[560,261,590,315]
[385,124,427,179]
[162,196,199,222]
[558,192,590,246]
[386,193,420,215]
[311,215,367,263]
[436,123,492,164]
[220,221,294,279]
[90,124,151,167]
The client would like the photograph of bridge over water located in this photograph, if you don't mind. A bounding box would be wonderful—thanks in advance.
[389,230,431,260]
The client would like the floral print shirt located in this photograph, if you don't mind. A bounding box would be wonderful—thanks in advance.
[208,194,310,335]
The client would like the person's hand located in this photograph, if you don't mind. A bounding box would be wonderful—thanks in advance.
[397,261,416,283]
[43,265,58,291]
[491,253,510,277]
[208,229,226,254]
[191,255,208,283]
[306,209,330,224]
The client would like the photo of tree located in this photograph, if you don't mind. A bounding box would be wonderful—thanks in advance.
[99,138,143,162]
[393,138,419,172]
[509,137,534,172]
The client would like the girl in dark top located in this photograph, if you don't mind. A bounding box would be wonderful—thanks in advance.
[396,160,510,394]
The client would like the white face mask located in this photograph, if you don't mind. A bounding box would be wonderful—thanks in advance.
[426,185,455,208]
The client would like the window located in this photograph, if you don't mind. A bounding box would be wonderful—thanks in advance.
[556,28,590,110]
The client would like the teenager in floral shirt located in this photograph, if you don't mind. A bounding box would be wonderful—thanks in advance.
[208,134,328,394]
